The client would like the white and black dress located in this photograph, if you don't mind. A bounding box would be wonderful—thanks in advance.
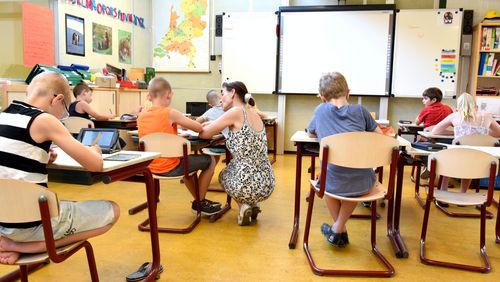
[219,108,275,205]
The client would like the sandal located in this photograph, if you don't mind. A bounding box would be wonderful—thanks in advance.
[126,262,164,282]
[320,223,347,248]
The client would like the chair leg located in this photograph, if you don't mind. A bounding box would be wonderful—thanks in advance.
[420,201,491,272]
[435,201,494,219]
[138,177,201,234]
[209,195,232,223]
[303,194,394,277]
[19,265,28,282]
[83,242,100,282]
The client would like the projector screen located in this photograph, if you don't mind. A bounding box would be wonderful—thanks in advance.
[277,5,395,96]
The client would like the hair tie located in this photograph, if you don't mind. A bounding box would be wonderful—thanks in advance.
[244,93,253,103]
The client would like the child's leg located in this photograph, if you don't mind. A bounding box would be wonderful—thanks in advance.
[197,156,216,199]
[331,201,357,233]
[460,178,472,193]
[440,176,450,191]
[0,201,119,264]
[325,197,341,222]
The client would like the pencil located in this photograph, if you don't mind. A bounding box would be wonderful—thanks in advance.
[91,132,102,146]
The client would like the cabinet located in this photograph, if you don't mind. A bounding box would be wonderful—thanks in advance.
[469,22,500,97]
[89,89,118,116]
[117,90,141,116]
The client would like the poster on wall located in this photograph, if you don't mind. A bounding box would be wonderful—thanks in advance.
[65,14,85,56]
[152,0,210,72]
[118,30,132,64]
[92,23,112,55]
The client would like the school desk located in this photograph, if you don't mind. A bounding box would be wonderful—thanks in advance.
[397,122,423,142]
[49,148,162,281]
[93,118,137,129]
[287,131,411,251]
[417,131,454,144]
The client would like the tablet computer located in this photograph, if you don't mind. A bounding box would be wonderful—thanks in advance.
[104,153,141,161]
[77,128,120,154]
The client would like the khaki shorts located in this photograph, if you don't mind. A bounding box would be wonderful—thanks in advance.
[0,200,115,242]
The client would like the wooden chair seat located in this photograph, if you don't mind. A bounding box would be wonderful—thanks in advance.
[16,241,85,265]
[431,189,486,206]
[201,147,225,156]
[310,180,386,202]
[152,171,196,180]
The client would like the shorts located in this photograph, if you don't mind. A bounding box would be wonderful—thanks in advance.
[154,155,211,177]
[0,200,115,242]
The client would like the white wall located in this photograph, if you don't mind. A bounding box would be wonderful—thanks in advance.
[55,0,151,70]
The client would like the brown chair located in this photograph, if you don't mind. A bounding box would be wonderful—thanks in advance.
[420,148,498,272]
[62,116,94,135]
[135,132,201,234]
[303,132,399,277]
[0,179,99,282]
[433,134,499,218]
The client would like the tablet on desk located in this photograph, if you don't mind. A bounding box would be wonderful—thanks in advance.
[104,153,141,161]
[77,128,120,154]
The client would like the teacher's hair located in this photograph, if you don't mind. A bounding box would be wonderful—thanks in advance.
[222,81,255,106]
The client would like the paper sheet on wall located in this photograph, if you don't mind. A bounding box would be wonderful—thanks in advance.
[22,2,55,67]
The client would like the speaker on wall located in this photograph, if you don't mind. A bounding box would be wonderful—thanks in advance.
[461,10,473,56]
[214,14,223,55]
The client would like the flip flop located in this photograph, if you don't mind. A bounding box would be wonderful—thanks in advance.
[126,262,164,282]
[320,223,347,248]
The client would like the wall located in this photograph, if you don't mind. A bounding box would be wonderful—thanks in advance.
[0,0,150,80]
[0,0,50,79]
[56,0,151,70]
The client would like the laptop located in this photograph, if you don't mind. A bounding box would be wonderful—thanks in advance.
[77,128,121,154]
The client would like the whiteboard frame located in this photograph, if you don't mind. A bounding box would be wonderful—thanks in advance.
[391,9,463,98]
[275,4,396,96]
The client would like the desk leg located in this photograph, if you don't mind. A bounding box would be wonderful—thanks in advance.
[387,153,409,258]
[496,193,500,244]
[271,122,277,164]
[289,144,303,249]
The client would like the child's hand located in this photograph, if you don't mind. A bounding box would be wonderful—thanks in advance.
[91,145,102,155]
[48,148,58,164]
[202,121,212,127]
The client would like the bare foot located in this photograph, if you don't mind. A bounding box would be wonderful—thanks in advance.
[0,251,19,264]
[0,237,20,264]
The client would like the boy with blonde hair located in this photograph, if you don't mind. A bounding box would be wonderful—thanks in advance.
[0,72,119,264]
[137,77,221,215]
[196,89,224,124]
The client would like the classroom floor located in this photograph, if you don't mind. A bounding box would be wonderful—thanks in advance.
[1,154,500,281]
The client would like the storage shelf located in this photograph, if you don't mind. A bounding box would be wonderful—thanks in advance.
[480,50,500,53]
[478,75,500,78]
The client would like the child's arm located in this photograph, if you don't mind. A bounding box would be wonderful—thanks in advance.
[195,116,206,123]
[77,101,115,121]
[489,116,500,138]
[199,108,237,139]
[170,109,203,132]
[30,113,103,171]
[431,114,453,135]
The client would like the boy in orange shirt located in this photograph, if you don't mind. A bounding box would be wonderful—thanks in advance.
[137,77,220,215]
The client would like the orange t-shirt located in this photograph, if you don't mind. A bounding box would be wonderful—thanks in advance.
[137,107,180,173]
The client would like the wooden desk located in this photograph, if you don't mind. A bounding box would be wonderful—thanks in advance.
[397,122,423,142]
[49,149,162,281]
[93,118,137,130]
[417,131,454,144]
[287,131,410,250]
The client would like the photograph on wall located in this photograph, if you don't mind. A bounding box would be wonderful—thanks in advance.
[152,0,210,72]
[118,29,132,64]
[65,14,85,56]
[92,23,112,55]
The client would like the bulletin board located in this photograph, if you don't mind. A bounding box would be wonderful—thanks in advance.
[221,12,277,94]
[392,9,463,98]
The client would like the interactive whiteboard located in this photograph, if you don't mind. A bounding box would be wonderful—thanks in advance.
[277,5,395,96]
[392,9,463,98]
[221,12,277,94]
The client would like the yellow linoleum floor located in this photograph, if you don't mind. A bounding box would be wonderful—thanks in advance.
[1,154,500,281]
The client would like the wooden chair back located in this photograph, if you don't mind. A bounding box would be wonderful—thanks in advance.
[320,132,399,168]
[0,179,58,223]
[140,132,190,158]
[454,134,499,146]
[63,117,94,135]
[429,148,498,179]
